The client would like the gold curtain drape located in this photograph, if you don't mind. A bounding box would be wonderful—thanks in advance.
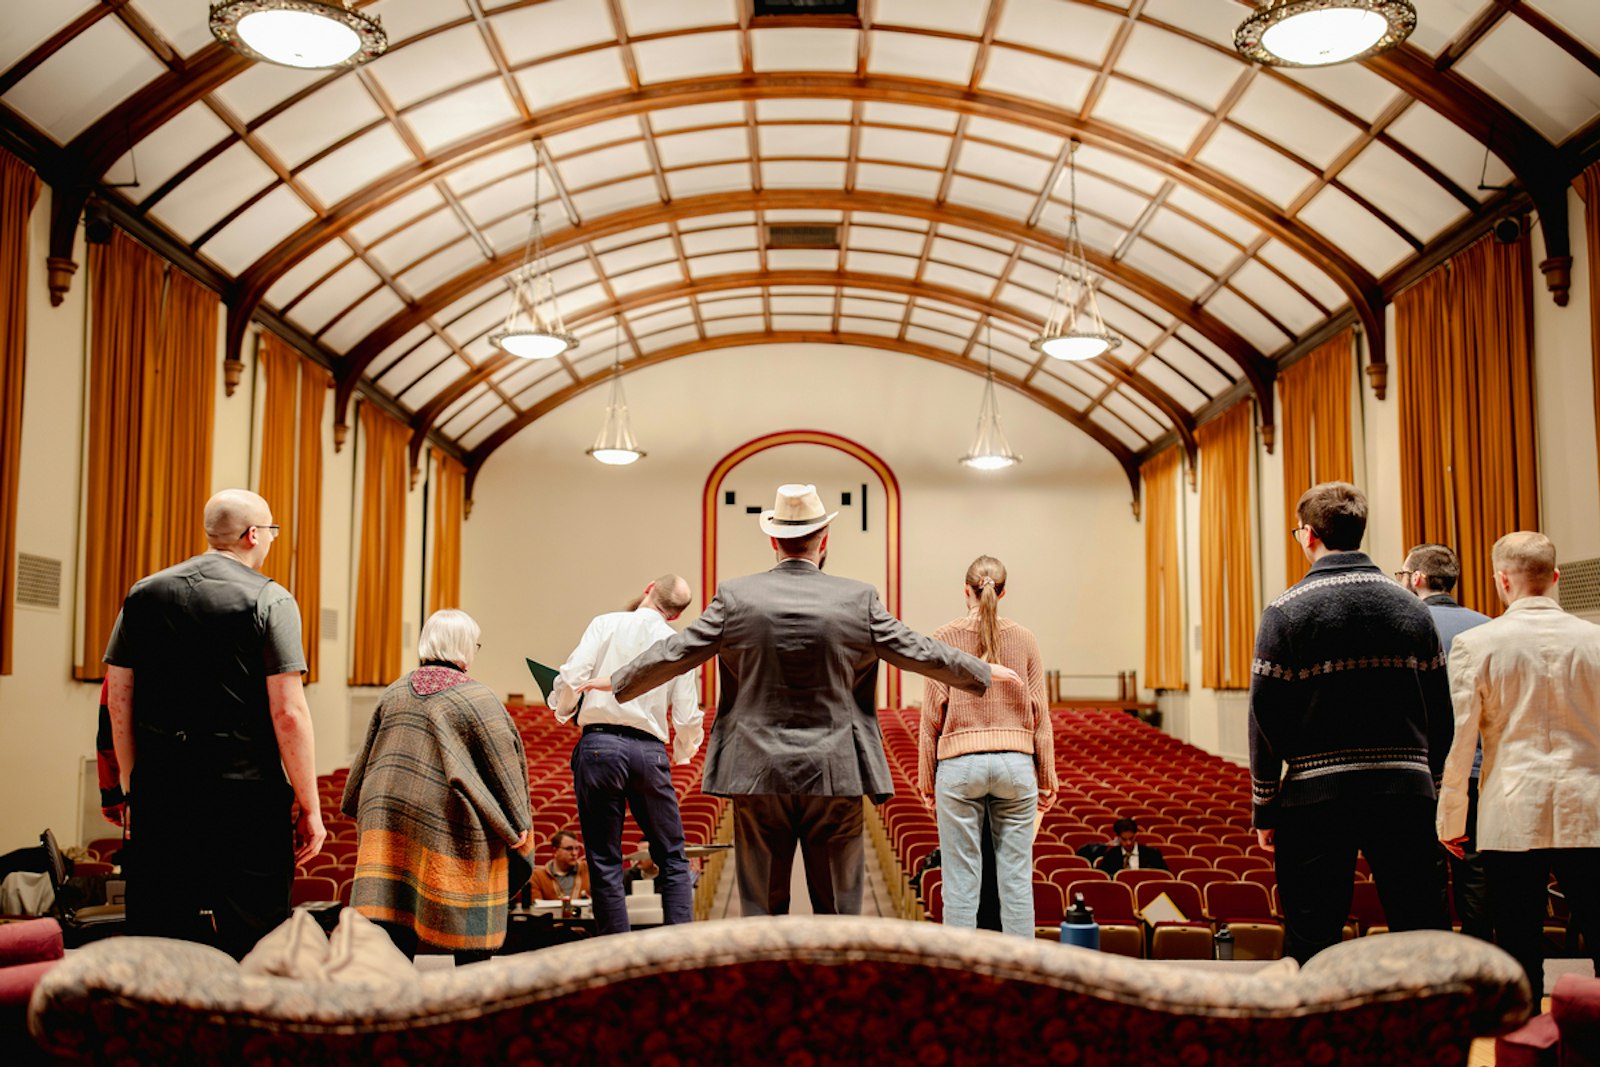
[1277,331,1355,585]
[1397,268,1452,557]
[1199,402,1256,690]
[1396,234,1538,614]
[1577,162,1600,510]
[351,402,408,686]
[256,334,299,588]
[0,149,40,675]
[79,232,166,678]
[135,270,216,580]
[1141,447,1184,690]
[297,362,327,683]
[428,448,465,615]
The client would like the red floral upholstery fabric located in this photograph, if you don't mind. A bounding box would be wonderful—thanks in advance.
[29,918,1530,1065]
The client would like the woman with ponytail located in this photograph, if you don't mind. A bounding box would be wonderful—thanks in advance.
[918,556,1055,936]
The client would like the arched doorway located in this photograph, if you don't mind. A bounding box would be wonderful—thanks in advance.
[701,430,904,707]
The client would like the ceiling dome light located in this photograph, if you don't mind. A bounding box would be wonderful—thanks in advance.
[491,154,576,362]
[211,1,387,69]
[1035,333,1117,363]
[960,323,1021,472]
[1032,141,1122,363]
[587,327,645,467]
[487,328,577,361]
[1235,0,1416,67]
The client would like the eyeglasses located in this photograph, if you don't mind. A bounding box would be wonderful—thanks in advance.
[1393,569,1413,584]
[239,524,281,541]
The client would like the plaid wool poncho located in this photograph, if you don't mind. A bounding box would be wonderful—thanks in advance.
[341,666,533,952]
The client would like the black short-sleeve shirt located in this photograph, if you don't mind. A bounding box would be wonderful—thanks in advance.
[104,553,306,783]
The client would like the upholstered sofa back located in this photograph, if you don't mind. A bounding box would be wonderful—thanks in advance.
[30,917,1529,1065]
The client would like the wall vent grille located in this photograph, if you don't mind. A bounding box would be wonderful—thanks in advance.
[766,223,840,249]
[16,553,62,609]
[753,0,858,18]
[321,607,339,641]
[1558,557,1600,616]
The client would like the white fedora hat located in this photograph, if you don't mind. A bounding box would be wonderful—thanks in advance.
[759,483,839,539]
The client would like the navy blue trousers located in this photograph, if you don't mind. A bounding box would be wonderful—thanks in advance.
[571,728,692,934]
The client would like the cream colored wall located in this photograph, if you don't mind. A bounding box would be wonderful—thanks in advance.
[1533,187,1600,561]
[0,187,97,853]
[0,189,425,849]
[5,190,1599,850]
[460,343,1146,710]
[1176,213,1600,763]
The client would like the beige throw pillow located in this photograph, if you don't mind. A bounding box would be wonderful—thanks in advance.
[241,908,414,987]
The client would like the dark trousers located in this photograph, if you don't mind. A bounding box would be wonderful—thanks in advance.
[126,773,293,961]
[731,794,864,916]
[1274,794,1449,964]
[1450,778,1492,941]
[1482,848,1600,997]
[571,727,693,935]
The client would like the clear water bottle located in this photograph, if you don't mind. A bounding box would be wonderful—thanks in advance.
[1214,922,1235,961]
[1061,893,1100,950]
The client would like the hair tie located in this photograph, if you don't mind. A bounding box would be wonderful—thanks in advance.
[979,577,996,588]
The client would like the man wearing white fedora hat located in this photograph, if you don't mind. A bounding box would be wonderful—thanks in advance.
[579,483,1017,916]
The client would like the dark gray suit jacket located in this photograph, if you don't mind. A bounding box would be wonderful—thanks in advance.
[613,559,991,799]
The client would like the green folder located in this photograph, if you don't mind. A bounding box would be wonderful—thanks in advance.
[526,657,582,713]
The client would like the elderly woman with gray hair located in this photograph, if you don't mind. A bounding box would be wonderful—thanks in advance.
[341,609,533,965]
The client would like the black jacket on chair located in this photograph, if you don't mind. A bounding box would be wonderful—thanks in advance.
[1094,845,1168,874]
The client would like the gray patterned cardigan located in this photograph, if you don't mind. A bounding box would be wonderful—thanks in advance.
[1247,551,1453,829]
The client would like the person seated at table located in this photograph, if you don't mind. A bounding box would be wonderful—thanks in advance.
[529,829,591,900]
[1094,817,1169,874]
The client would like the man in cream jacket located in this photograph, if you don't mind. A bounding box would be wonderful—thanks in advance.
[1437,531,1600,995]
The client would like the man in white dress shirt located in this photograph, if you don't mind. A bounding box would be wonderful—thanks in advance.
[1438,532,1600,993]
[550,575,704,934]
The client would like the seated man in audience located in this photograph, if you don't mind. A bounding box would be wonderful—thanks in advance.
[1095,817,1169,874]
[528,829,590,901]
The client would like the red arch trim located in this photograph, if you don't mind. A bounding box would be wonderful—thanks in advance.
[700,430,903,707]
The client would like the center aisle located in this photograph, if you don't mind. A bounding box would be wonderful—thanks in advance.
[705,829,896,920]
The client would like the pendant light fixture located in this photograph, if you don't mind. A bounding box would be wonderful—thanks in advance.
[1031,141,1121,363]
[210,1,387,69]
[587,323,645,466]
[1235,0,1416,67]
[960,323,1021,471]
[489,155,577,362]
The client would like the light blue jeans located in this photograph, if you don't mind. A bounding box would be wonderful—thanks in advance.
[934,750,1038,937]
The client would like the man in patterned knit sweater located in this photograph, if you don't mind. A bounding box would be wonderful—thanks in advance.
[1249,482,1453,963]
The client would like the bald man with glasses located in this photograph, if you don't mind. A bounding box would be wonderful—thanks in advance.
[104,489,324,959]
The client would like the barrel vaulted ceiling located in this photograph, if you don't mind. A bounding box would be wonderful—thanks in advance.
[3,0,1599,503]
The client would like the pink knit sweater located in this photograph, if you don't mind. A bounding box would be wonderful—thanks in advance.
[917,613,1056,798]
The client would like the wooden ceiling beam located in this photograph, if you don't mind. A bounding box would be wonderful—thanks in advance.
[1363,44,1573,307]
[460,329,1145,512]
[403,268,1202,474]
[328,187,1273,438]
[216,74,1368,383]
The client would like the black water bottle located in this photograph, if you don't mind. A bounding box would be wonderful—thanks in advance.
[1214,922,1235,961]
[1061,893,1099,950]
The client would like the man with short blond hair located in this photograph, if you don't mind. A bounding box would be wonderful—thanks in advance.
[1249,481,1452,963]
[1439,531,1600,994]
[104,488,323,959]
